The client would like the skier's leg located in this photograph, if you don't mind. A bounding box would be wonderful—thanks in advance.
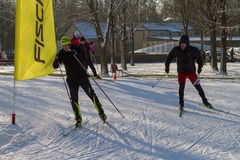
[67,79,82,122]
[178,72,187,109]
[194,84,206,100]
[179,83,185,109]
[194,84,212,107]
[188,73,212,107]
[80,77,106,121]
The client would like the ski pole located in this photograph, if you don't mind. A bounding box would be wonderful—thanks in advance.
[152,73,167,88]
[72,53,125,118]
[58,63,72,103]
[91,77,125,118]
[92,54,100,74]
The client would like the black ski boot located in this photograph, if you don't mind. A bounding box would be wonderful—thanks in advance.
[75,118,82,128]
[179,103,184,117]
[203,99,213,108]
[179,103,184,111]
[99,113,107,123]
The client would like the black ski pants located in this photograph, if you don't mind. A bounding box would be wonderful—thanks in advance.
[179,83,207,105]
[67,76,104,120]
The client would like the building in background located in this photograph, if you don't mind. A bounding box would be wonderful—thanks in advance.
[62,21,240,63]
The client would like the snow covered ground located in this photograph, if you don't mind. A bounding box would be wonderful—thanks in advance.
[1,62,240,160]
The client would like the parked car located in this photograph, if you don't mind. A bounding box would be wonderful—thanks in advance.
[205,50,232,62]
[228,47,240,55]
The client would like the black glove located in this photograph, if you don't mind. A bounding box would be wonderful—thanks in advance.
[69,49,77,56]
[197,68,202,74]
[165,67,169,74]
[53,58,59,69]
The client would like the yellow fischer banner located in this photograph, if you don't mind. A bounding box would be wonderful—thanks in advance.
[14,0,56,80]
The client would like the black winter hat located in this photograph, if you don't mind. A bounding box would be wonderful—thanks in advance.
[179,35,189,46]
[80,36,85,41]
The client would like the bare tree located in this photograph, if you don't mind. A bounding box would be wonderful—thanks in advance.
[114,0,153,69]
[139,0,162,22]
[219,0,227,74]
[53,0,84,39]
[85,0,126,75]
[127,0,145,66]
[196,0,240,73]
[161,0,195,34]
[0,0,15,53]
[120,2,127,70]
[110,15,116,66]
[225,0,240,33]
[203,0,221,71]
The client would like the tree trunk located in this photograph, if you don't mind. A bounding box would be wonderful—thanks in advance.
[94,15,108,74]
[87,0,111,75]
[121,3,127,70]
[200,30,204,52]
[110,16,115,71]
[130,23,135,66]
[219,0,227,75]
[210,28,218,71]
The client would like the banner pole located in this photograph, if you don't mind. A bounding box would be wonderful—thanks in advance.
[12,80,16,124]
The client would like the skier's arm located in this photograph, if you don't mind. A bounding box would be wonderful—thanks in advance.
[165,48,177,73]
[53,51,63,69]
[194,48,203,73]
[53,57,60,69]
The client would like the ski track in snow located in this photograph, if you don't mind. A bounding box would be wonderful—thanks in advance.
[1,64,240,160]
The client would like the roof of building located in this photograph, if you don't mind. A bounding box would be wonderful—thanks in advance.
[72,22,240,42]
[73,22,107,39]
[141,22,188,32]
[148,36,240,42]
[73,22,186,39]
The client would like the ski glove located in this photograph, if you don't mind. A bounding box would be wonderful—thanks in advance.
[53,58,60,69]
[197,68,202,74]
[165,67,169,74]
[68,49,77,56]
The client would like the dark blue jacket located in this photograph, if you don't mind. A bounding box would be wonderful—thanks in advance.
[165,35,203,73]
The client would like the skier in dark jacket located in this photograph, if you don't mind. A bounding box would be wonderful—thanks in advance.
[71,35,100,78]
[78,36,99,78]
[53,36,107,127]
[165,35,212,111]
